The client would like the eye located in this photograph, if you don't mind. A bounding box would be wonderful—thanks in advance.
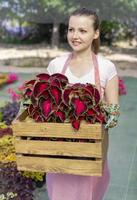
[79,29,87,33]
[68,28,73,32]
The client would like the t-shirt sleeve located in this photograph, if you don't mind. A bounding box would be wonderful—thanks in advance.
[107,62,117,82]
[47,58,56,75]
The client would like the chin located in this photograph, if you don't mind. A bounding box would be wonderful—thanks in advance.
[70,45,85,52]
[69,43,89,52]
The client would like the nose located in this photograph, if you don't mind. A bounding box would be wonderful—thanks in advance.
[72,31,79,39]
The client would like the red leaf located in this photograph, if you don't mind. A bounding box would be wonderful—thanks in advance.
[50,78,61,88]
[28,104,35,116]
[72,98,87,117]
[85,84,95,96]
[32,110,40,120]
[87,108,95,116]
[72,83,84,89]
[50,86,62,105]
[55,110,66,122]
[59,102,67,111]
[39,98,52,119]
[92,105,101,115]
[51,73,68,87]
[31,95,37,106]
[40,90,50,99]
[86,116,94,124]
[33,82,49,98]
[94,88,100,104]
[71,119,80,130]
[35,115,44,122]
[96,114,106,123]
[36,73,50,81]
[25,79,36,86]
[63,87,72,105]
[24,88,32,97]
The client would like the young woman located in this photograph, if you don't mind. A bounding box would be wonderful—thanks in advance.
[46,7,120,200]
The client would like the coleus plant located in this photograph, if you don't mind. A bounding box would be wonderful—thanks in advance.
[22,73,106,130]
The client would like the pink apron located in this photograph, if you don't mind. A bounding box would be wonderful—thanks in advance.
[46,53,110,200]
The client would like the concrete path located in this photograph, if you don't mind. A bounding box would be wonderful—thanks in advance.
[1,65,137,78]
[0,43,137,77]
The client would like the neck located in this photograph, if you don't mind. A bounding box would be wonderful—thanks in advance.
[72,48,94,61]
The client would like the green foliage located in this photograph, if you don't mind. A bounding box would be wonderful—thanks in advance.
[116,0,137,11]
[101,21,119,32]
[0,112,3,122]
[100,20,129,45]
[0,0,137,46]
[0,0,137,22]
[21,171,45,182]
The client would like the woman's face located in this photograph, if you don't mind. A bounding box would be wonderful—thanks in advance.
[67,15,99,52]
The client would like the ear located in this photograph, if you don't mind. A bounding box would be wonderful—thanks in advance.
[93,29,100,39]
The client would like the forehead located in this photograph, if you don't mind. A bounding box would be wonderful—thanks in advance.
[69,15,94,28]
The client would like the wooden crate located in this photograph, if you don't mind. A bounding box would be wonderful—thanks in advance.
[12,111,108,176]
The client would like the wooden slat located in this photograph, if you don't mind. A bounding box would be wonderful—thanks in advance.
[102,130,109,162]
[12,122,104,139]
[12,111,108,176]
[15,140,102,158]
[16,156,103,176]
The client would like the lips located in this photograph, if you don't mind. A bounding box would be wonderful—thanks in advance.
[72,41,82,46]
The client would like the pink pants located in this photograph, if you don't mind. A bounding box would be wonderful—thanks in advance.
[46,160,110,200]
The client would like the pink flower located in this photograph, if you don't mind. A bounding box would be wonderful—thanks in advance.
[7,73,18,84]
[8,88,21,102]
[119,78,127,95]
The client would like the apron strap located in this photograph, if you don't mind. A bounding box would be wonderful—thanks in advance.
[61,52,102,96]
[92,53,102,95]
[61,53,73,75]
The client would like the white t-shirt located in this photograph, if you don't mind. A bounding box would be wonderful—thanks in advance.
[47,53,117,89]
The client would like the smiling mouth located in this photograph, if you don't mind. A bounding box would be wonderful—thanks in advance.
[72,41,82,46]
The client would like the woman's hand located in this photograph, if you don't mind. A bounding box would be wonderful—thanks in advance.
[104,75,120,129]
[103,103,120,129]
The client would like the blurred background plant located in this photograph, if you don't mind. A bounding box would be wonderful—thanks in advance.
[0,0,137,47]
[0,75,46,199]
[0,116,45,199]
[0,73,18,88]
[118,78,127,95]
